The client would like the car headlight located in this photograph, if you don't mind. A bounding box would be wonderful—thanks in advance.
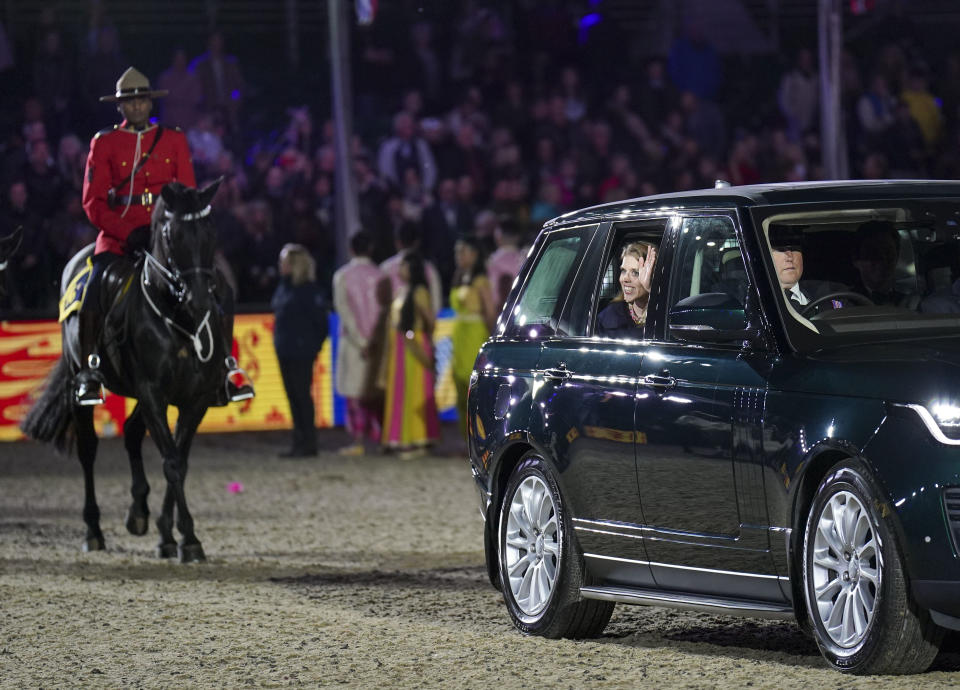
[895,402,960,445]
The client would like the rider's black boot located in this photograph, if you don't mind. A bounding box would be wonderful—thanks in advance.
[224,356,255,403]
[75,309,105,405]
[213,306,254,405]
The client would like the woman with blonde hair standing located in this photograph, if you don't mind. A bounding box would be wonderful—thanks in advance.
[272,244,329,457]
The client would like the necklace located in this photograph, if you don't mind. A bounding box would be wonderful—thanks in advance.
[629,301,646,325]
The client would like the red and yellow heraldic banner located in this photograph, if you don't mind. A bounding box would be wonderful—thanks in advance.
[1,313,460,441]
[0,315,337,441]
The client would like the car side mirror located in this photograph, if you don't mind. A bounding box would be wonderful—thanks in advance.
[668,292,760,344]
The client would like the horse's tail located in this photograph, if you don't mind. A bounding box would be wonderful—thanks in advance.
[20,356,75,452]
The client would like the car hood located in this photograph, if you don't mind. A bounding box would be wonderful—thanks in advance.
[773,335,960,405]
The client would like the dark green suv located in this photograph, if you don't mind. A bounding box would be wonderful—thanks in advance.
[467,181,960,675]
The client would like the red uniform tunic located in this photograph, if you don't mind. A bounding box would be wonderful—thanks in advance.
[81,120,197,255]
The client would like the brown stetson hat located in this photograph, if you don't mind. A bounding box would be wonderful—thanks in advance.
[99,66,168,102]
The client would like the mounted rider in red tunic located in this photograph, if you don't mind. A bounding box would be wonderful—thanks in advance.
[76,66,254,405]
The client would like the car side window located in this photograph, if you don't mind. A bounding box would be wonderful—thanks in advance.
[589,222,667,339]
[501,229,589,339]
[668,216,750,335]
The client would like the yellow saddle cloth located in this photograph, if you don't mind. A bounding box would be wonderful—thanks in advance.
[58,257,93,322]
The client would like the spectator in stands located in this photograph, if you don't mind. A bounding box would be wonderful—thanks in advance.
[47,191,94,276]
[191,31,245,137]
[682,90,726,161]
[636,58,677,131]
[778,47,819,142]
[157,48,202,130]
[236,199,280,303]
[886,100,928,177]
[487,219,525,310]
[900,64,943,153]
[399,166,430,224]
[23,138,64,219]
[377,111,437,192]
[406,22,442,110]
[861,151,889,179]
[56,134,87,194]
[32,28,73,142]
[444,122,487,197]
[1,181,48,310]
[667,20,721,101]
[186,112,225,178]
[579,120,614,191]
[530,178,561,228]
[281,106,314,157]
[856,73,897,150]
[80,25,126,127]
[559,66,588,124]
[422,176,473,290]
[939,52,960,136]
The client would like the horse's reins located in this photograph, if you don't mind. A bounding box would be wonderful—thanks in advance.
[140,206,217,363]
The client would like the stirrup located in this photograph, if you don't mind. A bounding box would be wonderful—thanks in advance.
[225,356,255,402]
[75,355,105,406]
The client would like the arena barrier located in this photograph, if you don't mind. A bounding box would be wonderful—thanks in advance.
[0,311,460,441]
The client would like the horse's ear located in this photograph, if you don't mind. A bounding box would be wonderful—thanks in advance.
[160,183,178,210]
[198,177,223,208]
[0,226,22,259]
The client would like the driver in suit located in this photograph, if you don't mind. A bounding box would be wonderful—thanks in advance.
[769,225,847,314]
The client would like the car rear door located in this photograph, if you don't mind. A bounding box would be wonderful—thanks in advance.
[536,218,669,589]
[633,213,784,602]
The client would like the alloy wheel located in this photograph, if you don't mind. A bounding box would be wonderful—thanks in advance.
[810,490,881,649]
[504,474,560,616]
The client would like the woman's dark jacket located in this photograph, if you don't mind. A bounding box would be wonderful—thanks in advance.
[596,300,642,339]
[271,277,329,359]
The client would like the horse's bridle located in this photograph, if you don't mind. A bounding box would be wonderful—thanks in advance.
[140,206,218,362]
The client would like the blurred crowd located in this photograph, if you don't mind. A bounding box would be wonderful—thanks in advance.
[1,2,959,316]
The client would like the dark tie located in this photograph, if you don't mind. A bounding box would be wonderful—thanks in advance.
[785,288,807,309]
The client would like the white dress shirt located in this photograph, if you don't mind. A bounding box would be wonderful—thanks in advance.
[787,284,809,305]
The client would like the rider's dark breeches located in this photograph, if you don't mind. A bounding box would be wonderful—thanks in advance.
[82,251,119,314]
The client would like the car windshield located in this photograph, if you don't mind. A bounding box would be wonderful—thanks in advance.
[756,199,960,346]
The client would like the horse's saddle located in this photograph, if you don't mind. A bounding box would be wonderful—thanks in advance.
[59,252,138,322]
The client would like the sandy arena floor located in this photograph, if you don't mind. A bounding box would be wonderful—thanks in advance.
[1,427,959,688]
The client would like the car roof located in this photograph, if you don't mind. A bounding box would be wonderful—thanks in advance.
[543,179,960,228]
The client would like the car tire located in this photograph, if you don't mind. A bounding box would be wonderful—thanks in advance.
[498,452,614,639]
[802,459,943,674]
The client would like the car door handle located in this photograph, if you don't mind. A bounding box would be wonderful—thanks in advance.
[642,373,677,391]
[542,364,571,381]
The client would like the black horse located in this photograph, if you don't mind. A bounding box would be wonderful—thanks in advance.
[21,181,231,562]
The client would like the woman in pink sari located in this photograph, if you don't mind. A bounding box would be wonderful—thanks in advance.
[381,251,440,455]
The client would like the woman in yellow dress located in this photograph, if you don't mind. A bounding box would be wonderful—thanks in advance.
[382,251,440,451]
[450,235,496,435]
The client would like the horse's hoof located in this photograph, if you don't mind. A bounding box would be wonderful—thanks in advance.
[156,542,178,559]
[125,510,149,536]
[178,542,206,563]
[82,537,105,552]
